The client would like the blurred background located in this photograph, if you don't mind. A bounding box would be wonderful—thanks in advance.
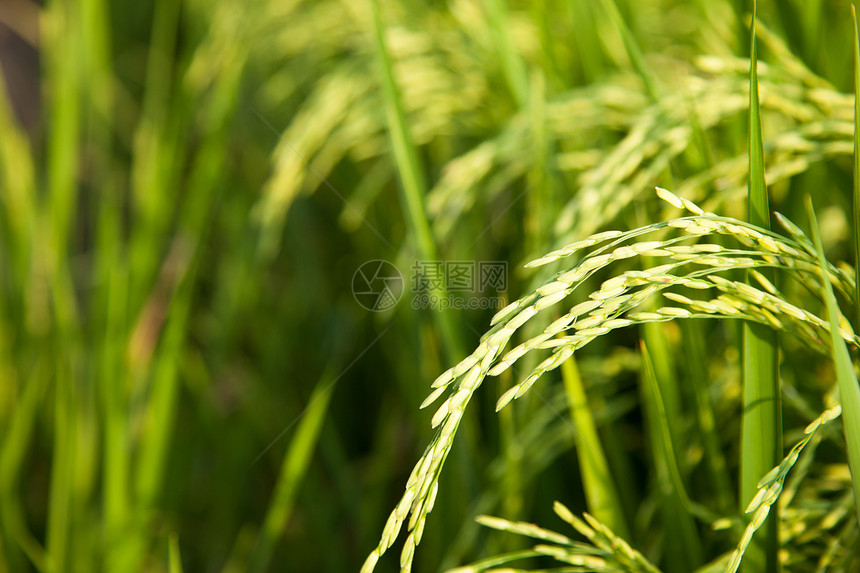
[1,0,859,571]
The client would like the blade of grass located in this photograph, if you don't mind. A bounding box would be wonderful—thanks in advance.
[46,365,75,573]
[599,0,660,101]
[247,372,335,573]
[134,251,193,509]
[526,69,550,256]
[640,321,681,445]
[839,5,860,525]
[0,62,36,281]
[482,0,528,106]
[168,533,183,573]
[78,8,128,567]
[852,5,860,332]
[775,0,822,70]
[0,51,41,573]
[0,363,48,572]
[560,357,629,540]
[369,0,464,362]
[129,0,182,305]
[46,0,80,271]
[682,321,734,514]
[530,0,564,89]
[101,263,133,572]
[805,196,860,524]
[641,342,702,573]
[43,0,83,569]
[498,363,523,524]
[740,5,781,572]
[798,0,822,70]
[568,0,606,83]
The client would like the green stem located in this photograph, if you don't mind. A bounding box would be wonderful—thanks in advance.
[740,6,781,572]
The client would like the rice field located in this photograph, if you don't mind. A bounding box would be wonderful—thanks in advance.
[1,0,860,572]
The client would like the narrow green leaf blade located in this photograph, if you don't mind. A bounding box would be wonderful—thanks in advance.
[599,0,660,101]
[641,342,703,572]
[369,0,464,362]
[805,197,860,525]
[248,374,336,573]
[852,5,860,331]
[561,357,629,540]
[483,0,528,106]
[168,534,183,573]
[740,5,781,572]
[747,13,769,230]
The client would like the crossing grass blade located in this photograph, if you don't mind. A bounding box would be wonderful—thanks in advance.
[841,5,860,523]
[134,260,193,510]
[682,322,734,514]
[168,534,183,573]
[567,0,606,83]
[739,4,781,572]
[641,342,702,572]
[482,0,528,107]
[805,196,860,525]
[369,0,464,362]
[0,46,42,573]
[43,1,83,569]
[247,373,336,573]
[599,0,660,101]
[561,357,629,540]
[853,5,860,332]
[530,0,564,89]
[497,366,524,525]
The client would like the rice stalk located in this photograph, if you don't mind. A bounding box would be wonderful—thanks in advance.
[247,0,855,261]
[724,404,843,573]
[362,188,860,572]
[424,36,853,249]
[244,0,854,268]
[451,389,846,573]
[441,357,640,568]
[447,501,661,573]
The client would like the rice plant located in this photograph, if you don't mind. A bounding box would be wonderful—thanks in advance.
[362,189,860,572]
[2,0,860,572]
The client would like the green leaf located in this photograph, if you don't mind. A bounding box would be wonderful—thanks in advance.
[805,196,860,525]
[248,373,336,573]
[561,357,629,540]
[739,4,781,572]
[852,5,860,332]
[641,342,703,572]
